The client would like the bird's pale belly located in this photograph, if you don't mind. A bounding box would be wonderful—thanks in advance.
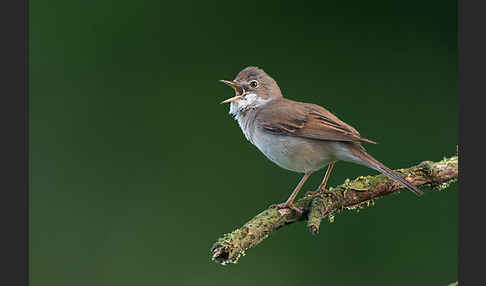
[250,127,339,173]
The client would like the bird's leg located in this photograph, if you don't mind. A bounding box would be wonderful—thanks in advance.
[270,171,313,214]
[306,162,339,200]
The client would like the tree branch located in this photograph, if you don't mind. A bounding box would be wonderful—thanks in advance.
[210,154,458,265]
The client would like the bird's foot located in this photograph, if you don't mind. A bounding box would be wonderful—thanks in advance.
[305,190,321,197]
[269,201,303,215]
[306,188,341,201]
[321,188,341,201]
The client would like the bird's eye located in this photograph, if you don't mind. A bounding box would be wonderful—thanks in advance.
[249,80,258,88]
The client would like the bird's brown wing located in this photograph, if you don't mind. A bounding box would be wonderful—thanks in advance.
[256,98,377,144]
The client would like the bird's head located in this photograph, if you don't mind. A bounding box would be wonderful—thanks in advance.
[220,66,282,115]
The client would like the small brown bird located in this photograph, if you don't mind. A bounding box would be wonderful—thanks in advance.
[220,66,423,213]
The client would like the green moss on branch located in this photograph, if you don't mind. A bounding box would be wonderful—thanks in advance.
[211,154,458,265]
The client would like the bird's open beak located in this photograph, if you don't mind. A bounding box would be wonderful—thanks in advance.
[219,80,244,104]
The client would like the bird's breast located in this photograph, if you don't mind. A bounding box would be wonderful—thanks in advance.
[234,110,258,143]
[250,125,338,173]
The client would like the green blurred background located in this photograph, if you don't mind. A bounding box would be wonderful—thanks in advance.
[30,0,457,285]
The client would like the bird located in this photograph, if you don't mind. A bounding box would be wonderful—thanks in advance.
[219,66,423,214]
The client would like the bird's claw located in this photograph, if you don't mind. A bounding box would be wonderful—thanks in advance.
[306,188,340,201]
[269,202,303,215]
[305,190,321,197]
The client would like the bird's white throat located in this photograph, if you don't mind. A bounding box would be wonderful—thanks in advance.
[229,93,271,116]
[228,93,272,143]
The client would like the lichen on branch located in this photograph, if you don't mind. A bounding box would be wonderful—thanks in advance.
[210,154,458,265]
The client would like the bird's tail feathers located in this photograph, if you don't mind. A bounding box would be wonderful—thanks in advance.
[349,148,424,196]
